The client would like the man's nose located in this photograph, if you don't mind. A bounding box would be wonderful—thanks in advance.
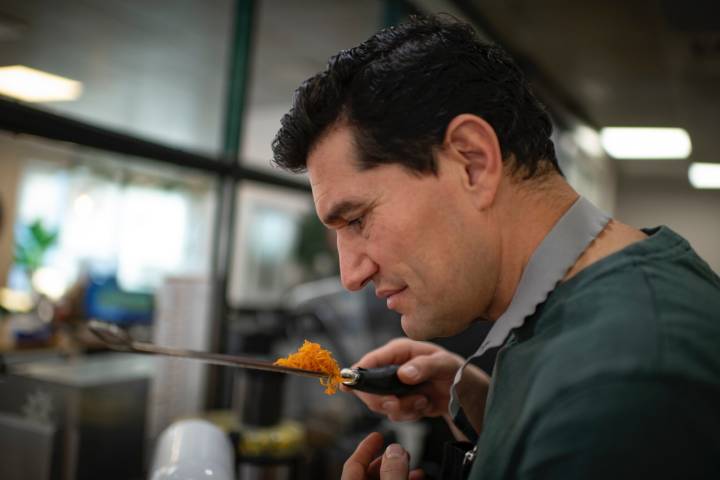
[337,235,377,291]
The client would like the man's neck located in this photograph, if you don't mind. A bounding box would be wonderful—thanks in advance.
[562,219,647,282]
[485,175,579,321]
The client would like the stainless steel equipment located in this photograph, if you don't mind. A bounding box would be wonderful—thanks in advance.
[0,352,154,480]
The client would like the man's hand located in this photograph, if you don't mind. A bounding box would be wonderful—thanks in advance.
[341,432,424,480]
[343,338,491,433]
[342,338,464,422]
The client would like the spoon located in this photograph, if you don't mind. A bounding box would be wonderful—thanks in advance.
[88,320,420,395]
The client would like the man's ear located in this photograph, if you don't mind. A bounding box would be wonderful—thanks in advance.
[443,113,503,210]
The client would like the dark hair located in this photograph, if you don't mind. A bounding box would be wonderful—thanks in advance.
[272,14,559,178]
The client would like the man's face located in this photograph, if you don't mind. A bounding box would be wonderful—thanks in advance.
[307,126,499,340]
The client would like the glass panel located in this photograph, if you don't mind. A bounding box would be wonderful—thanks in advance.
[0,0,233,154]
[241,0,384,173]
[228,181,319,306]
[0,134,218,471]
[0,131,216,335]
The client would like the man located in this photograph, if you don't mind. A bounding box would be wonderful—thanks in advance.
[272,15,720,480]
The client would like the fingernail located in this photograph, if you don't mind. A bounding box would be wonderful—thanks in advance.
[400,365,419,380]
[414,397,428,410]
[386,443,405,459]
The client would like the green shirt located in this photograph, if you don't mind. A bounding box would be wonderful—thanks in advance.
[469,226,720,479]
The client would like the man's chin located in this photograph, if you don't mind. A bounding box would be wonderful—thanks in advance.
[400,314,440,341]
[400,313,473,340]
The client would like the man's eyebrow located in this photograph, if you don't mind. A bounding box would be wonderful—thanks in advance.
[322,200,364,225]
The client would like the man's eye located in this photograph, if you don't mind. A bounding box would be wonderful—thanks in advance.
[347,217,363,229]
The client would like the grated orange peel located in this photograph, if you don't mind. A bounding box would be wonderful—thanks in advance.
[274,340,342,395]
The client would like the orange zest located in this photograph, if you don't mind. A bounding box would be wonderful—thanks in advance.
[274,340,342,395]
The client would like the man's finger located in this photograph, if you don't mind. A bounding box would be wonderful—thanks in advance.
[341,432,384,480]
[367,455,383,478]
[353,338,439,369]
[396,392,431,410]
[409,468,425,480]
[397,351,463,384]
[380,443,409,479]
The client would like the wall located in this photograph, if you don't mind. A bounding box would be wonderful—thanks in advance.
[615,176,720,274]
[556,125,618,215]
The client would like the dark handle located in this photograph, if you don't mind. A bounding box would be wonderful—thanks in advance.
[348,365,423,396]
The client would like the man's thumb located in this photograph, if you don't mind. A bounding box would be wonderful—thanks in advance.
[398,352,460,384]
[380,444,409,479]
[397,363,423,384]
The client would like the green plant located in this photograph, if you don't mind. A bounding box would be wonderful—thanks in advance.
[14,219,59,273]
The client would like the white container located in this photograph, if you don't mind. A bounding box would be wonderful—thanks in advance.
[149,419,235,480]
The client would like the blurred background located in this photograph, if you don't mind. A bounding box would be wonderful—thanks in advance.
[0,0,717,479]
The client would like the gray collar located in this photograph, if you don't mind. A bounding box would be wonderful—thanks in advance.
[449,196,610,417]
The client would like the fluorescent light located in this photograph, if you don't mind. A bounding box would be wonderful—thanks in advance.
[573,125,604,157]
[0,65,82,102]
[688,163,720,189]
[600,127,692,159]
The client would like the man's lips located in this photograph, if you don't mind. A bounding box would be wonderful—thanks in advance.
[375,287,406,299]
[376,287,408,310]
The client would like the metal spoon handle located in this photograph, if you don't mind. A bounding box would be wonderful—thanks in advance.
[128,342,328,378]
[88,320,326,379]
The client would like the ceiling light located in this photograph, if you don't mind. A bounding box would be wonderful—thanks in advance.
[0,65,83,102]
[573,125,604,157]
[600,127,692,159]
[688,163,720,189]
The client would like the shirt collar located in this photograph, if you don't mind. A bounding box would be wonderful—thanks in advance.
[449,196,610,417]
